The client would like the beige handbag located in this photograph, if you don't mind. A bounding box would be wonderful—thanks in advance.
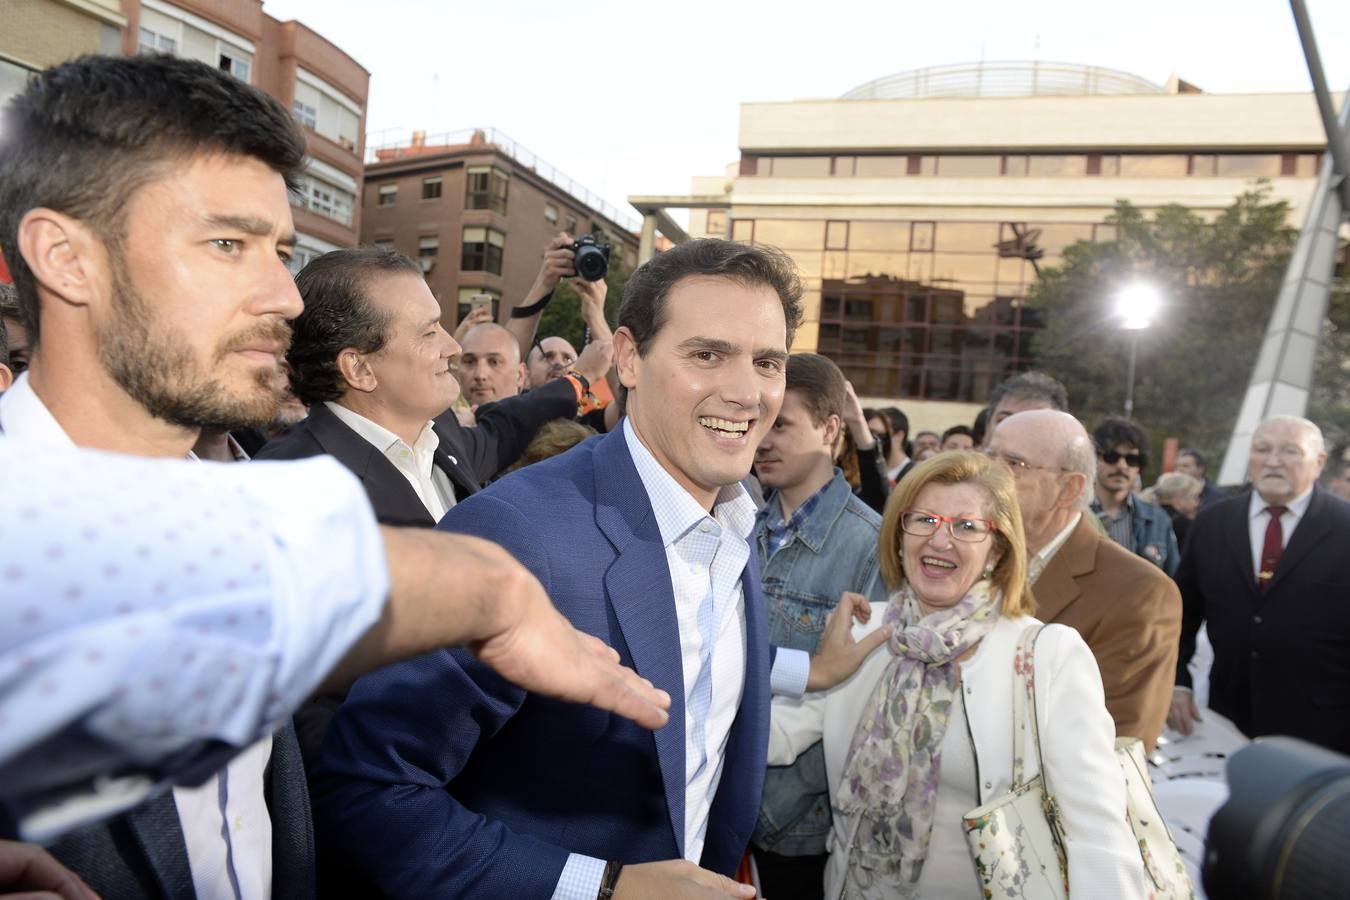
[961,625,1194,899]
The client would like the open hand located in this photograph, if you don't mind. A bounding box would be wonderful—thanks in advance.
[807,592,892,691]
[1166,687,1202,736]
[612,859,755,899]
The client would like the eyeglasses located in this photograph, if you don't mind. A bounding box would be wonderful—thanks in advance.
[1099,450,1146,468]
[899,509,996,543]
[984,448,1073,477]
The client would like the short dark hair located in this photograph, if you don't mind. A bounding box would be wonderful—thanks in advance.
[1093,416,1151,466]
[288,248,420,404]
[618,239,804,359]
[785,353,846,427]
[971,406,992,446]
[989,371,1069,413]
[942,424,975,445]
[1178,448,1206,472]
[0,54,307,346]
[862,407,893,460]
[882,406,909,438]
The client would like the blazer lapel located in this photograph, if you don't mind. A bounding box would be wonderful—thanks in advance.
[431,421,483,501]
[1224,493,1258,596]
[123,792,194,898]
[1033,516,1093,622]
[593,431,688,857]
[306,404,435,527]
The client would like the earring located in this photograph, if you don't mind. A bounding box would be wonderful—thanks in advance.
[982,565,994,579]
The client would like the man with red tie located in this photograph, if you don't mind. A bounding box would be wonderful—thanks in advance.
[1168,416,1350,754]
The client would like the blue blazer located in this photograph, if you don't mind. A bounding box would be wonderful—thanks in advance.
[309,427,772,897]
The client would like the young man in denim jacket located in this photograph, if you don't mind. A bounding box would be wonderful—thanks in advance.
[750,353,888,899]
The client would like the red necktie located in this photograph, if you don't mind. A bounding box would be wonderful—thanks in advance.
[1258,505,1287,591]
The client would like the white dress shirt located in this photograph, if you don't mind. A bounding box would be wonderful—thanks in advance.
[326,401,456,520]
[551,419,810,900]
[1247,487,1312,581]
[1,375,386,898]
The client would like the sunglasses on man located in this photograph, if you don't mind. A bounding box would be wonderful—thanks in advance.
[1099,449,1146,468]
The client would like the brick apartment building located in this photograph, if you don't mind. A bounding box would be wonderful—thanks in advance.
[362,128,640,327]
[0,0,368,279]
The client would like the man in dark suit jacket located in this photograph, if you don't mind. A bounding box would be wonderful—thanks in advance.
[255,247,586,528]
[309,239,887,899]
[1170,416,1350,754]
[987,410,1181,751]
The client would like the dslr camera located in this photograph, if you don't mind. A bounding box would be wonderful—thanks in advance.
[571,235,611,282]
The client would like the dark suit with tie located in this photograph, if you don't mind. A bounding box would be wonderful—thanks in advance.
[1175,487,1350,753]
[254,379,577,527]
[48,723,313,900]
[308,427,774,896]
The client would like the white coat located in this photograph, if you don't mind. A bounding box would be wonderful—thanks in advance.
[768,605,1148,899]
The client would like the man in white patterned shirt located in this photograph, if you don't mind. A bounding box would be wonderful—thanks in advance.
[0,53,667,900]
[311,239,890,899]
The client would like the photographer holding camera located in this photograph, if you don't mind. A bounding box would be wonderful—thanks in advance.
[505,232,621,431]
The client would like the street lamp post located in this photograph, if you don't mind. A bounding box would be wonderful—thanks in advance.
[1116,283,1162,417]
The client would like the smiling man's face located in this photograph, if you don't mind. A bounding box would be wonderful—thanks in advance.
[616,274,788,510]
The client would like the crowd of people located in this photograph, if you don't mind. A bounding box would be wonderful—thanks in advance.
[2,53,1349,900]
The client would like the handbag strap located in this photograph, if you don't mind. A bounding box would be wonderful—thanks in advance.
[1010,624,1049,789]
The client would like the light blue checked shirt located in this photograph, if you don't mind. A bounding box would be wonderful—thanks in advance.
[552,420,810,900]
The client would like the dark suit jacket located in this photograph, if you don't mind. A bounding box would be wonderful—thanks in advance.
[49,723,314,900]
[1175,488,1350,753]
[309,427,774,897]
[1035,515,1182,750]
[253,378,576,527]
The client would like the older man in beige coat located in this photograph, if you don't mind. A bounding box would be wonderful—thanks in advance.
[987,410,1181,750]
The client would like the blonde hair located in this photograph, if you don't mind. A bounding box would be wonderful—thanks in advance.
[878,450,1034,617]
[1153,471,1202,504]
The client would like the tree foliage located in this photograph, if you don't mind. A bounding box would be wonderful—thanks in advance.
[1026,185,1349,468]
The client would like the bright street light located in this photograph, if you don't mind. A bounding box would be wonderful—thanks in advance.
[1115,282,1163,416]
[1116,282,1162,331]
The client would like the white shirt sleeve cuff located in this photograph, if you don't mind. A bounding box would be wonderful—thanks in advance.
[770,647,811,698]
[550,852,606,900]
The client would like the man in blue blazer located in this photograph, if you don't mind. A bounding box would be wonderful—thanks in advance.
[310,239,889,898]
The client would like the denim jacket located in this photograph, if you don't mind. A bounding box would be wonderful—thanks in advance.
[751,472,887,856]
[1092,495,1181,577]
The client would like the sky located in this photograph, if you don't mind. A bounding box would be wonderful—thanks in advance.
[263,0,1350,222]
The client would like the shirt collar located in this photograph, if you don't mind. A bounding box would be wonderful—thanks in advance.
[622,417,756,548]
[1248,485,1313,520]
[326,401,439,460]
[0,373,76,447]
[1035,511,1082,568]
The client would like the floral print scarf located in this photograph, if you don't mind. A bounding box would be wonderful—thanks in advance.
[835,579,1002,897]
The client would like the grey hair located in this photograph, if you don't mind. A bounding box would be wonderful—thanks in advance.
[1154,472,1203,503]
[1256,415,1325,454]
[1062,431,1098,510]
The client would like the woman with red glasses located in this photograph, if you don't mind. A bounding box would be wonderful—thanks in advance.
[767,451,1145,899]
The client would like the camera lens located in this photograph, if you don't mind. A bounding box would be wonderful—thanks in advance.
[574,245,608,282]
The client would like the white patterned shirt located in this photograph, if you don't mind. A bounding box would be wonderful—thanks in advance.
[0,379,387,888]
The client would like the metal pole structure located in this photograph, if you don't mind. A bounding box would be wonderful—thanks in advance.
[1124,330,1138,417]
[1290,0,1350,209]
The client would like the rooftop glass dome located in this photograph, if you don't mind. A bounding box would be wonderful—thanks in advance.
[842,61,1166,100]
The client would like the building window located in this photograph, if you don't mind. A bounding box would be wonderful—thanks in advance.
[731,220,754,243]
[219,48,250,82]
[422,177,443,200]
[377,184,397,206]
[544,203,559,225]
[706,210,728,237]
[825,220,848,250]
[418,236,439,274]
[563,215,578,234]
[461,227,504,275]
[294,175,354,226]
[466,166,509,213]
[373,239,394,250]
[292,72,361,152]
[138,27,177,54]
